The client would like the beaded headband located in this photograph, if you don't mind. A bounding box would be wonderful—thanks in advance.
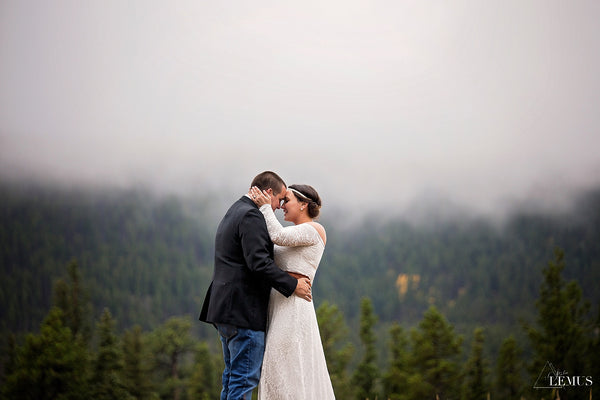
[289,187,311,202]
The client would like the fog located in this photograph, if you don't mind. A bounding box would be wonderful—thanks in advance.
[1,1,599,219]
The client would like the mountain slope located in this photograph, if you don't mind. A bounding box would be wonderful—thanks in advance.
[1,182,598,343]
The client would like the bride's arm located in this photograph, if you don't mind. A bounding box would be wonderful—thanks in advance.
[259,204,320,247]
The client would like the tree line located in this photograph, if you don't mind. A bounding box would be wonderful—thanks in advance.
[1,182,599,340]
[2,247,598,400]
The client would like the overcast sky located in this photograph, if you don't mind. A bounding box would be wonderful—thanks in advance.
[1,1,599,217]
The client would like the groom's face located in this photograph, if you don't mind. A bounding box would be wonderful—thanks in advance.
[270,187,287,211]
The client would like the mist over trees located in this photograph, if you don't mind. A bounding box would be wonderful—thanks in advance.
[1,181,599,399]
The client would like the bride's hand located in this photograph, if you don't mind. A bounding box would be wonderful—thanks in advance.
[249,186,271,207]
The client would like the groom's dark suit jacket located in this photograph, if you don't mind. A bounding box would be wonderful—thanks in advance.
[199,196,297,331]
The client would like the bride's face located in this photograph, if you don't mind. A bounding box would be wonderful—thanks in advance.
[281,190,306,222]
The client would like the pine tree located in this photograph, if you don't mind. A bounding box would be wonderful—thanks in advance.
[494,335,524,400]
[461,327,489,400]
[187,341,220,400]
[122,325,154,400]
[148,316,195,400]
[524,247,590,399]
[382,323,410,400]
[0,333,17,390]
[351,297,379,400]
[408,306,462,400]
[91,308,132,400]
[587,305,600,392]
[53,259,92,343]
[316,301,354,399]
[2,307,89,400]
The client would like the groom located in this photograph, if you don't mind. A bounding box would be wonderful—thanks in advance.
[199,171,313,400]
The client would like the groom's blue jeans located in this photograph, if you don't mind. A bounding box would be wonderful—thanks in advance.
[217,324,265,400]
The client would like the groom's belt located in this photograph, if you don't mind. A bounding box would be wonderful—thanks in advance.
[287,271,310,281]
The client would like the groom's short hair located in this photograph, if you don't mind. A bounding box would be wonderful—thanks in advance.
[251,171,286,194]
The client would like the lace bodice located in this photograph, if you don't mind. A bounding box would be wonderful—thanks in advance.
[259,204,324,281]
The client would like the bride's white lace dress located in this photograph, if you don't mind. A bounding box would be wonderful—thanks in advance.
[257,205,336,400]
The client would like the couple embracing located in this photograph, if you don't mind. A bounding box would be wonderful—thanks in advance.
[199,171,336,399]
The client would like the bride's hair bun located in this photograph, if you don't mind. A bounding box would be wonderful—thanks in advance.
[289,184,322,219]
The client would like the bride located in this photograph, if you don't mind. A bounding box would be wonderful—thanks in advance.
[249,184,336,400]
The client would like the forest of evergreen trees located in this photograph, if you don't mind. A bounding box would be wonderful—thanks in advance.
[1,181,599,399]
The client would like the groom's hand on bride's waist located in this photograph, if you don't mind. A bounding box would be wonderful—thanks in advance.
[291,275,312,302]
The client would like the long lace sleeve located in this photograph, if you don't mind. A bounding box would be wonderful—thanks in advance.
[259,205,320,247]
